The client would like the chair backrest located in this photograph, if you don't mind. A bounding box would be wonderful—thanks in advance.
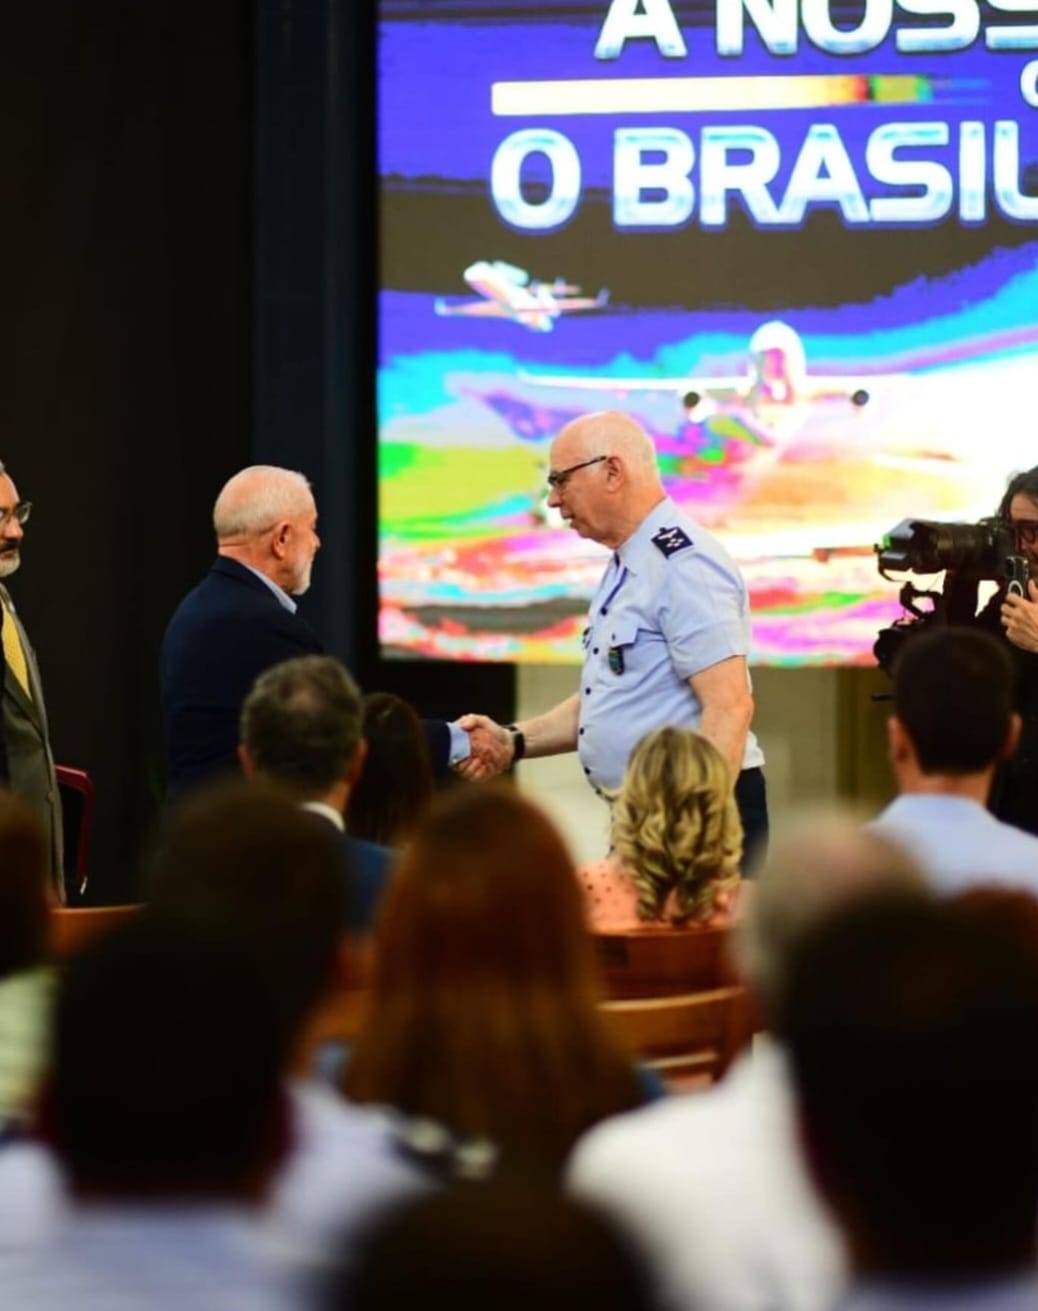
[55,766,95,899]
[50,904,142,959]
[600,985,754,1086]
[594,926,737,999]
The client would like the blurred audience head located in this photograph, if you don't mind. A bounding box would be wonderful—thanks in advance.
[784,888,1038,1284]
[331,1184,658,1311]
[148,783,348,1052]
[0,790,49,980]
[239,654,365,807]
[610,727,742,922]
[345,692,434,847]
[47,909,285,1202]
[890,626,1017,782]
[735,806,926,1023]
[345,785,638,1171]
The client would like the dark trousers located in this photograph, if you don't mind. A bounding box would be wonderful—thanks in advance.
[735,766,769,875]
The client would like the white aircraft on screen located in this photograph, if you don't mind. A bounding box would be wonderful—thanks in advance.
[434,260,609,333]
[521,320,875,427]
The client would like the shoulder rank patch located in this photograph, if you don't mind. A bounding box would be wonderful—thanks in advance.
[652,525,693,558]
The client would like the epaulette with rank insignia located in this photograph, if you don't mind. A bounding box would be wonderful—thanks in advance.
[652,525,693,558]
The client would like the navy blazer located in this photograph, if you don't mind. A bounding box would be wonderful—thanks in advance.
[341,832,393,933]
[160,557,451,794]
[160,558,324,794]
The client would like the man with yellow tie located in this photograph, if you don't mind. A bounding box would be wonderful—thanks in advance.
[0,463,62,899]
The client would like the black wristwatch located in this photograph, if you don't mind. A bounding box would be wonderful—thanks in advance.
[506,724,526,763]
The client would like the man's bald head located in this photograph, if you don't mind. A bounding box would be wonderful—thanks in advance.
[734,807,927,1023]
[213,467,313,543]
[553,411,658,476]
[548,412,664,549]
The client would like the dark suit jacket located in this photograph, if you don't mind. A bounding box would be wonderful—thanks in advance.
[340,832,393,933]
[160,558,324,794]
[160,557,452,794]
[0,585,63,897]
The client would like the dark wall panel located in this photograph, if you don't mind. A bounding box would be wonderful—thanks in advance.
[8,2,253,899]
[254,0,515,728]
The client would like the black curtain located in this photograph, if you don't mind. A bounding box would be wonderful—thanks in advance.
[7,0,513,900]
[8,3,254,901]
[253,0,516,728]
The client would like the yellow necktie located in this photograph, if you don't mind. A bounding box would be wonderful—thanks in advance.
[1,596,32,701]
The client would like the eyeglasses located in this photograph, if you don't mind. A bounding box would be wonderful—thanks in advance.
[1014,520,1038,546]
[546,455,608,491]
[0,502,31,531]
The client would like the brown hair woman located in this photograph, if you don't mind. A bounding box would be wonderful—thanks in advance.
[344,786,641,1174]
[345,692,434,848]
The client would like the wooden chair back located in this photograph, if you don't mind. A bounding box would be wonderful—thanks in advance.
[601,985,754,1086]
[594,925,737,999]
[50,904,142,959]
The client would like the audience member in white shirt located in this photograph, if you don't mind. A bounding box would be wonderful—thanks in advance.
[869,626,1038,894]
[567,810,926,1311]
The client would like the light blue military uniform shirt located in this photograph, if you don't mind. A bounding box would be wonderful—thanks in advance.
[577,496,764,793]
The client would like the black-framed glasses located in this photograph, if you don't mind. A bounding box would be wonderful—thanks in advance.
[0,502,31,531]
[546,455,607,491]
[1014,519,1038,546]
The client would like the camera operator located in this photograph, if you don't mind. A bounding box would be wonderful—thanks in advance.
[977,466,1038,835]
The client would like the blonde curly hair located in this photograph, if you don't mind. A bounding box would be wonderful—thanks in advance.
[609,727,743,924]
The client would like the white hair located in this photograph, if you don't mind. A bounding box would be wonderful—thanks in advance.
[212,466,313,540]
[734,805,927,1018]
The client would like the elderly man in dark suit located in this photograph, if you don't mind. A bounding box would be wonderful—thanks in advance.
[0,463,63,898]
[160,466,478,797]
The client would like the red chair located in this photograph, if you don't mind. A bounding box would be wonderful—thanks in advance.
[55,765,94,898]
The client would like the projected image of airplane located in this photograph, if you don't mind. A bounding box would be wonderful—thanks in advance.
[521,321,879,430]
[434,260,609,333]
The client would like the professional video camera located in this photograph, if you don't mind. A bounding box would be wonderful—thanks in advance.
[873,516,1029,672]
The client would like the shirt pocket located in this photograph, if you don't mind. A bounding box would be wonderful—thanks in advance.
[606,619,667,681]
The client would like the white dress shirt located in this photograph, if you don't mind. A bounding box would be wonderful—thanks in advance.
[567,1039,846,1311]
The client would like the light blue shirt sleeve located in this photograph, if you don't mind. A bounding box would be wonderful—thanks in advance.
[447,720,471,765]
[660,555,751,681]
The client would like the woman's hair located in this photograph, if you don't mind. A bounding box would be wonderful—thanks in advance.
[346,693,434,847]
[344,786,639,1170]
[997,465,1038,521]
[610,727,743,923]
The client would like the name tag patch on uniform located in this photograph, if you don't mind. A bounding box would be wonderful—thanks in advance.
[652,526,693,557]
[608,646,625,675]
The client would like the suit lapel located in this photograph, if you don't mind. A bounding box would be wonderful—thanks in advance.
[0,586,46,733]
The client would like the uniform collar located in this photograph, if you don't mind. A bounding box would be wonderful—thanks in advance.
[616,496,678,577]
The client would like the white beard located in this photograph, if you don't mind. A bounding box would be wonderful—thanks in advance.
[290,556,314,596]
[0,550,21,578]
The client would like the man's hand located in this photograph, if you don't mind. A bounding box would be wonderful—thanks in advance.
[1001,580,1038,653]
[454,714,515,781]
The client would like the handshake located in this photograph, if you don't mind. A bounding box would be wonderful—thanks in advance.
[454,714,516,781]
